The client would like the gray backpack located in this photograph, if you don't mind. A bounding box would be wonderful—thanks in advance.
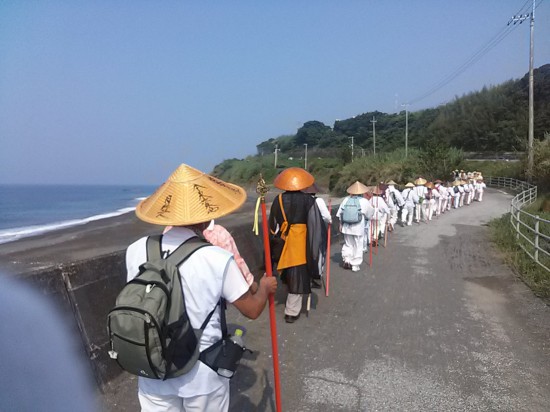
[341,196,362,224]
[107,235,215,380]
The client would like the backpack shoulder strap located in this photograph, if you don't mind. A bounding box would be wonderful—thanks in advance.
[165,236,211,267]
[146,234,163,261]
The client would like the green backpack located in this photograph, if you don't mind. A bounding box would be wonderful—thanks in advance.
[107,235,216,380]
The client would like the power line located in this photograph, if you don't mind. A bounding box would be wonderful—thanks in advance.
[408,1,542,105]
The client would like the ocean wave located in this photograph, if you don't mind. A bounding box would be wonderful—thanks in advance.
[0,207,136,245]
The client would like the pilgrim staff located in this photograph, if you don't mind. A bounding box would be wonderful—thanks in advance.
[255,175,282,412]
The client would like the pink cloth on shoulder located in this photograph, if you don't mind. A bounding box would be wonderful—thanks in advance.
[203,224,254,286]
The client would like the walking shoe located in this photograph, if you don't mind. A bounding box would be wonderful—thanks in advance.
[343,261,352,270]
[351,265,360,272]
[284,314,300,323]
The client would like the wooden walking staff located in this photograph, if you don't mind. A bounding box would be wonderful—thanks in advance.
[255,175,282,412]
[325,199,332,297]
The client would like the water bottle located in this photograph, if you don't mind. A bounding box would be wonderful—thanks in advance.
[216,329,244,378]
[230,328,244,348]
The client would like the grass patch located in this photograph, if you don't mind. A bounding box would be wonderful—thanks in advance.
[489,213,550,300]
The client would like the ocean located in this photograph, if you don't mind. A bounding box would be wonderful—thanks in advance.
[0,184,156,244]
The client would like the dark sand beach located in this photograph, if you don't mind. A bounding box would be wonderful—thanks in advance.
[0,190,281,276]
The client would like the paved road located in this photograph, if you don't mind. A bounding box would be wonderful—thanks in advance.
[102,188,550,411]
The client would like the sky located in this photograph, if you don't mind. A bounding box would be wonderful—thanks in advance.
[1,1,549,185]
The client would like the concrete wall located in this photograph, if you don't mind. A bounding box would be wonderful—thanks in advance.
[14,216,338,391]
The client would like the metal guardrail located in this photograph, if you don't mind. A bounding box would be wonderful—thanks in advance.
[487,177,550,273]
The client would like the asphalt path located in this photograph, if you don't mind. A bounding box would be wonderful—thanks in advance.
[101,188,550,411]
[227,187,550,411]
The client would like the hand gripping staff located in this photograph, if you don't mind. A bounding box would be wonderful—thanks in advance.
[253,175,282,412]
[325,199,332,297]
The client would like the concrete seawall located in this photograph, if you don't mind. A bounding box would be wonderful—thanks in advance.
[14,216,338,391]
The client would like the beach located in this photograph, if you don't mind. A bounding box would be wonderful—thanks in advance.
[0,190,280,276]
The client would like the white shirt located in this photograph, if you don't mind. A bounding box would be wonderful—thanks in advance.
[401,188,419,207]
[387,185,405,208]
[126,227,249,397]
[414,185,428,200]
[336,196,374,235]
[315,197,332,224]
[369,196,390,220]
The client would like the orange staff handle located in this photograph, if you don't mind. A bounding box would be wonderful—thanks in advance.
[257,177,282,412]
[325,199,332,297]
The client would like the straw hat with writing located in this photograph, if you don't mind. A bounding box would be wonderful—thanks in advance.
[273,167,314,191]
[414,177,427,185]
[135,163,247,226]
[405,182,414,188]
[346,181,369,195]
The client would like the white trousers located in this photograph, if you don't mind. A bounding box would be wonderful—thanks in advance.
[427,199,436,220]
[285,293,303,316]
[476,190,484,202]
[415,203,428,222]
[401,205,414,225]
[138,382,230,412]
[389,208,398,226]
[342,234,364,266]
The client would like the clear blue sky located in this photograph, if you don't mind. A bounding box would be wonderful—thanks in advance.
[1,1,548,185]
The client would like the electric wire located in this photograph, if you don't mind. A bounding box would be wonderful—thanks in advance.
[408,1,541,106]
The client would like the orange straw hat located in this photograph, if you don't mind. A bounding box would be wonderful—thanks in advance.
[346,181,369,195]
[414,177,427,185]
[425,181,435,189]
[273,167,314,191]
[135,163,247,226]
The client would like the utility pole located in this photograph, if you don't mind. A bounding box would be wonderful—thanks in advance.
[304,143,308,170]
[401,104,410,157]
[349,136,355,162]
[274,144,281,168]
[509,0,535,181]
[370,116,377,155]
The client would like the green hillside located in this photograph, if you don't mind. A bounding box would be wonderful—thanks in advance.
[213,64,550,194]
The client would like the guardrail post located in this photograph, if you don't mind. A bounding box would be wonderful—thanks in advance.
[516,209,521,241]
[534,217,539,264]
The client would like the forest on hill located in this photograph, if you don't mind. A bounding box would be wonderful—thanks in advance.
[213,64,550,193]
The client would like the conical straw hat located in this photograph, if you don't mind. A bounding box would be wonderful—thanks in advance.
[135,164,247,226]
[414,177,427,185]
[386,179,397,186]
[346,181,369,195]
[425,182,435,189]
[273,167,314,191]
[405,182,414,188]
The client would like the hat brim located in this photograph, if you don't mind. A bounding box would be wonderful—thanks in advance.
[136,164,247,226]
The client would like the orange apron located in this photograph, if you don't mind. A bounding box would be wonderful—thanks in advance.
[275,194,307,270]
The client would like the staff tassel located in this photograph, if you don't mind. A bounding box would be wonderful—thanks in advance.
[254,175,282,412]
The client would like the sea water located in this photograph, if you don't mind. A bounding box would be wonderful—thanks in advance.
[0,184,155,244]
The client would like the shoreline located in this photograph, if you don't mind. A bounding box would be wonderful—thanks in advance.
[0,190,286,276]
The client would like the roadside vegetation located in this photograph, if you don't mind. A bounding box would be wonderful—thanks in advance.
[489,197,550,300]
